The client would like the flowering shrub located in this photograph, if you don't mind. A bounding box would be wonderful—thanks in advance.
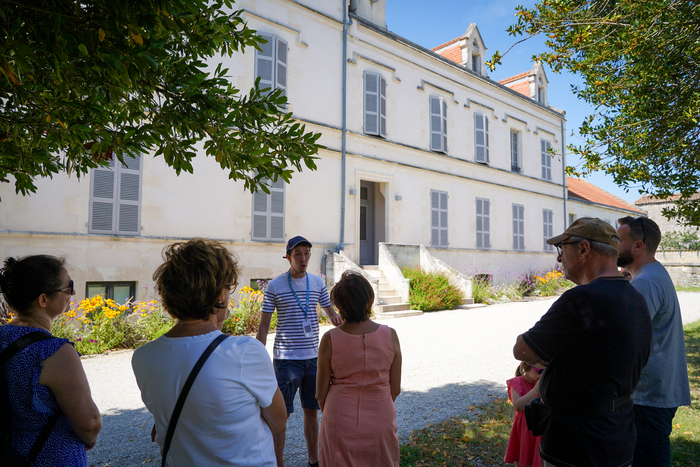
[402,267,464,311]
[222,286,276,335]
[518,267,573,297]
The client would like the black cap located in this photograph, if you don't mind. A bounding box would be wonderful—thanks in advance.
[284,236,312,256]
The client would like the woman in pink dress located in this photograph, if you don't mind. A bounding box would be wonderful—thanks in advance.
[316,270,402,467]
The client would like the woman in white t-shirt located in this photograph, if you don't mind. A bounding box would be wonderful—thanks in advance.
[132,238,286,467]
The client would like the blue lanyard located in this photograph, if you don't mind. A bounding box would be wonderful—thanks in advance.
[287,271,310,319]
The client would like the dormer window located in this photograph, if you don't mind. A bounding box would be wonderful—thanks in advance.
[472,40,481,74]
[537,77,545,104]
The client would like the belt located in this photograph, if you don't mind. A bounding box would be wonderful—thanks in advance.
[590,394,633,412]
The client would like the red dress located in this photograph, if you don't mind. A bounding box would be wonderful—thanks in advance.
[504,376,542,467]
[319,325,399,466]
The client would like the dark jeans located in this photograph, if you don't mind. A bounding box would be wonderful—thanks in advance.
[632,404,678,467]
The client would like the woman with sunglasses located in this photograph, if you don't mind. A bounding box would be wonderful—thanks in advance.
[0,255,102,466]
[504,361,543,467]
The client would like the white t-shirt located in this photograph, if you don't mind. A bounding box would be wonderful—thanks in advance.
[131,331,278,467]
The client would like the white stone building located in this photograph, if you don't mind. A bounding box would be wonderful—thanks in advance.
[0,0,639,303]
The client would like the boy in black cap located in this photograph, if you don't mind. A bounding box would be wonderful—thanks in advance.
[257,236,342,467]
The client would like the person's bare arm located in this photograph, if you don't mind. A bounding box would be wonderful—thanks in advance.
[389,327,402,402]
[513,335,549,367]
[322,305,343,326]
[512,380,540,412]
[39,343,102,449]
[315,332,333,412]
[260,387,287,435]
[256,312,273,346]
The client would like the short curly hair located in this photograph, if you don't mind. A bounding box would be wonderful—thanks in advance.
[153,238,239,321]
[330,270,374,323]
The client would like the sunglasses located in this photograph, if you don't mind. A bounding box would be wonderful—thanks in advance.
[47,280,75,295]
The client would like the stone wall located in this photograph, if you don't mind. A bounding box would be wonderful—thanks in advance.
[656,250,700,287]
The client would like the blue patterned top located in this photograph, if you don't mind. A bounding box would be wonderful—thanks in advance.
[0,325,88,466]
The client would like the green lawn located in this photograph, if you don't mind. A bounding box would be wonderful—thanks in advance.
[400,321,700,466]
[676,286,700,292]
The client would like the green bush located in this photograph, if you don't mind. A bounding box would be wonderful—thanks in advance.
[402,267,464,311]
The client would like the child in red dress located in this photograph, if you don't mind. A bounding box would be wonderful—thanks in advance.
[504,362,543,467]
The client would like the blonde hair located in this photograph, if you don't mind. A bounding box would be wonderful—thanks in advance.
[515,361,532,377]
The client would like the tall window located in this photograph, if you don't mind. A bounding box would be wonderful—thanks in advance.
[510,130,520,173]
[543,209,554,251]
[364,72,387,137]
[429,96,447,153]
[569,213,577,226]
[474,113,489,163]
[252,178,285,241]
[513,204,525,251]
[541,139,552,180]
[89,155,142,235]
[476,198,490,249]
[255,33,287,98]
[431,190,448,248]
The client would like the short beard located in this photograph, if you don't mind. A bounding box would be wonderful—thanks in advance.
[617,249,634,268]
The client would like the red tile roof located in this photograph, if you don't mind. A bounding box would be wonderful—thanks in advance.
[499,71,529,85]
[635,193,700,205]
[432,37,460,52]
[505,81,530,97]
[567,178,644,214]
[436,44,462,64]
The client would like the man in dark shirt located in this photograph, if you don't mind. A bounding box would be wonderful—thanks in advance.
[514,218,652,467]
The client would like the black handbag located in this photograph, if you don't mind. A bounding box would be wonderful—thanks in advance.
[524,397,552,437]
[160,334,229,467]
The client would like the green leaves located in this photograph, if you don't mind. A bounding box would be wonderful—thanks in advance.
[0,0,322,197]
[491,0,700,225]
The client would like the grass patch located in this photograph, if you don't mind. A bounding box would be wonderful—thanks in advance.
[670,320,700,466]
[676,286,700,292]
[400,321,700,466]
[400,398,512,466]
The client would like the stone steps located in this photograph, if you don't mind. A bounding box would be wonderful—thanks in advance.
[362,265,419,319]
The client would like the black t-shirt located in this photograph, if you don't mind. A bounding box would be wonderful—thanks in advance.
[522,276,652,467]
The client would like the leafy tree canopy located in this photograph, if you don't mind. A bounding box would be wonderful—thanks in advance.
[0,0,322,197]
[488,0,700,225]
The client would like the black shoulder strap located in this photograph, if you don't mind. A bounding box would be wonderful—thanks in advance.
[0,331,54,364]
[161,334,229,467]
[1,330,60,466]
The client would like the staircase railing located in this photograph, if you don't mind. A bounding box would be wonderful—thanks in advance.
[324,250,379,305]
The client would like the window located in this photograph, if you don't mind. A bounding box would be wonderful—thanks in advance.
[472,54,480,74]
[510,130,520,173]
[255,33,287,98]
[537,87,545,105]
[569,213,577,226]
[429,96,447,153]
[86,282,136,304]
[364,72,387,137]
[430,190,448,248]
[476,198,490,249]
[541,139,552,180]
[474,113,489,163]
[513,204,525,250]
[252,178,285,241]
[543,209,554,251]
[89,155,142,235]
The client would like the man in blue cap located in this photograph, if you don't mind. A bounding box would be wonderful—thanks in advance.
[257,236,342,467]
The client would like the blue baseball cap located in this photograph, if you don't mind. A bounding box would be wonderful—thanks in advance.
[285,236,312,256]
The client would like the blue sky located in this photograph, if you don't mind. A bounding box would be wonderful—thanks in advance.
[384,0,644,206]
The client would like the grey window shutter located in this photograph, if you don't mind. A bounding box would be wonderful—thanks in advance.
[484,200,490,248]
[476,198,490,249]
[475,113,488,163]
[89,157,117,234]
[440,192,448,247]
[252,178,286,241]
[441,98,448,152]
[541,139,552,180]
[364,72,379,136]
[429,96,442,152]
[256,33,275,96]
[543,209,554,251]
[513,204,525,250]
[379,75,387,138]
[511,130,519,171]
[116,155,141,235]
[275,37,287,98]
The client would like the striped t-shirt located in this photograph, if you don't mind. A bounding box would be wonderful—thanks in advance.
[262,272,331,360]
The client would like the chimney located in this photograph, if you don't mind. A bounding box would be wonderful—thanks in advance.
[349,0,387,29]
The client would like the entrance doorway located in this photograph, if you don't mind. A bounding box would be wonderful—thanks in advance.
[359,181,376,265]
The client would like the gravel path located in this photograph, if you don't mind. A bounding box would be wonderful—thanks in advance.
[84,292,700,467]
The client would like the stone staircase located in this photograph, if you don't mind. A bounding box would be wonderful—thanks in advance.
[361,265,422,319]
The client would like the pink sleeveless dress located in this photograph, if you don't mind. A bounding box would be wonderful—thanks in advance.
[504,376,542,467]
[319,325,399,466]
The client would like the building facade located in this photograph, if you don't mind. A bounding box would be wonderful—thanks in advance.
[0,0,637,302]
